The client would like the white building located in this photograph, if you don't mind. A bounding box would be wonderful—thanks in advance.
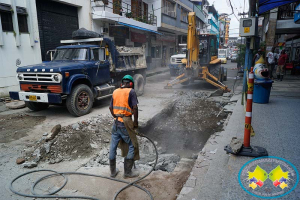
[0,0,91,96]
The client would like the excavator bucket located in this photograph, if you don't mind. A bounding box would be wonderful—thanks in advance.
[164,74,189,89]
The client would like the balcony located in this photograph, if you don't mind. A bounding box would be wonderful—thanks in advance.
[92,0,157,32]
[277,1,300,20]
[276,1,300,34]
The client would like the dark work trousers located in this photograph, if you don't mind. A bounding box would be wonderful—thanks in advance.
[269,63,275,78]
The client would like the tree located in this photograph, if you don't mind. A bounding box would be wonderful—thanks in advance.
[236,43,246,66]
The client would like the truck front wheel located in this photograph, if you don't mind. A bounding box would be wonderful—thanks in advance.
[66,84,94,117]
[25,102,49,111]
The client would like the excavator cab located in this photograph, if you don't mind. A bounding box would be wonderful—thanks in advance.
[199,34,218,66]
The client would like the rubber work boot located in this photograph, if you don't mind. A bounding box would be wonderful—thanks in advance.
[109,159,119,178]
[277,75,280,81]
[123,158,139,178]
[280,75,283,81]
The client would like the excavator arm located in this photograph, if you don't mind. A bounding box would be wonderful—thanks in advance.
[165,12,231,92]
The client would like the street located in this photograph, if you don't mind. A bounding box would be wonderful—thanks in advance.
[0,62,241,200]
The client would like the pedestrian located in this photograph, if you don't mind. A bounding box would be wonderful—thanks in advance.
[253,49,263,66]
[108,75,140,178]
[266,47,277,79]
[276,50,288,81]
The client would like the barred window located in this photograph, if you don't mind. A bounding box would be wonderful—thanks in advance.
[162,0,176,17]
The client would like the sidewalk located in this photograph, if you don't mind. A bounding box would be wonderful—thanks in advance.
[177,75,300,200]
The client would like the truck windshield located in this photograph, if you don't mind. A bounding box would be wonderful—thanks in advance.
[53,48,88,61]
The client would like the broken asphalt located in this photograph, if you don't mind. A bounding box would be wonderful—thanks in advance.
[177,75,300,200]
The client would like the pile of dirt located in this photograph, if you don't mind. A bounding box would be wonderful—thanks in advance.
[21,114,114,166]
[141,91,227,158]
[0,113,45,143]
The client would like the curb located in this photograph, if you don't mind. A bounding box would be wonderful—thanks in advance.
[146,68,169,77]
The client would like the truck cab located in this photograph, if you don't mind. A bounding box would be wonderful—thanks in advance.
[10,34,147,116]
[168,46,187,76]
[218,49,228,64]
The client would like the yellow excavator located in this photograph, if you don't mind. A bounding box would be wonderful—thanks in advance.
[165,12,230,92]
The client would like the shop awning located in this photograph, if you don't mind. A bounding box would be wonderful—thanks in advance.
[118,22,162,35]
[259,0,299,14]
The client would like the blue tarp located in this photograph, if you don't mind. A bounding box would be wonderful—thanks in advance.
[118,22,162,34]
[259,0,299,14]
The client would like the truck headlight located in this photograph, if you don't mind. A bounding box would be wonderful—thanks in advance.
[171,58,175,63]
[54,75,59,82]
[17,74,23,80]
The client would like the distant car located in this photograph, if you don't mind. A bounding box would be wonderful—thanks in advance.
[231,54,237,62]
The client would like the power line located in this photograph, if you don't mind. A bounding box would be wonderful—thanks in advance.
[228,0,240,21]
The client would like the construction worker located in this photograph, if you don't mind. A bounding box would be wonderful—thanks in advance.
[253,49,263,66]
[108,75,140,178]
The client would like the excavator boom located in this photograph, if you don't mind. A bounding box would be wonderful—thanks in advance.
[165,12,231,92]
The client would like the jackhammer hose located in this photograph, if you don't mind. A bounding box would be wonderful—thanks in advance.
[9,134,158,200]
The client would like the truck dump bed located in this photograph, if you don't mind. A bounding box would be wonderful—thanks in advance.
[114,46,147,72]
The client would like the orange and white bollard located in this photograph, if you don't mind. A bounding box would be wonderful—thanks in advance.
[224,67,268,157]
[244,67,254,148]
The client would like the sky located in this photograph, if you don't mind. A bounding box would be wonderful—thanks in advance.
[207,0,249,37]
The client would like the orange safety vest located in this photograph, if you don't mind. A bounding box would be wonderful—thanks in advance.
[112,88,133,122]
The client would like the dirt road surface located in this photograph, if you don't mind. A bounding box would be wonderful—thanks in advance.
[0,62,240,200]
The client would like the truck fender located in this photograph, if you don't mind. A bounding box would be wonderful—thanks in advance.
[66,74,93,94]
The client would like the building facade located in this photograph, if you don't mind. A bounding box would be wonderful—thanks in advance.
[207,5,219,47]
[0,0,91,96]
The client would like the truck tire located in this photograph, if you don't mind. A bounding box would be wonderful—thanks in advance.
[133,74,145,96]
[223,68,227,81]
[66,84,94,117]
[209,64,222,82]
[25,101,49,111]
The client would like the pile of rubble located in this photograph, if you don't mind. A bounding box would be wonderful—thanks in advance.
[18,113,182,172]
[84,136,181,172]
[18,114,114,168]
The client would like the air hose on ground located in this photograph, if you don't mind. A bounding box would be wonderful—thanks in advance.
[10,134,158,200]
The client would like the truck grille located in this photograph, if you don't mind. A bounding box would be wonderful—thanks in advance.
[18,73,62,83]
[174,58,183,64]
[21,84,62,93]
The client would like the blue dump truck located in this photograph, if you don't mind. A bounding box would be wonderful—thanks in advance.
[9,29,147,116]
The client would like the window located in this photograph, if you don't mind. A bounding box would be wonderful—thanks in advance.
[151,47,155,58]
[243,19,252,27]
[170,48,174,56]
[151,46,161,58]
[53,48,88,61]
[162,0,176,17]
[180,8,188,23]
[17,14,28,33]
[91,48,105,61]
[0,11,13,31]
[156,46,161,58]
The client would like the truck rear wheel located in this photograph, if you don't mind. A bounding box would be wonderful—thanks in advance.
[133,74,145,96]
[25,102,49,111]
[209,64,223,82]
[223,68,227,81]
[66,84,94,117]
